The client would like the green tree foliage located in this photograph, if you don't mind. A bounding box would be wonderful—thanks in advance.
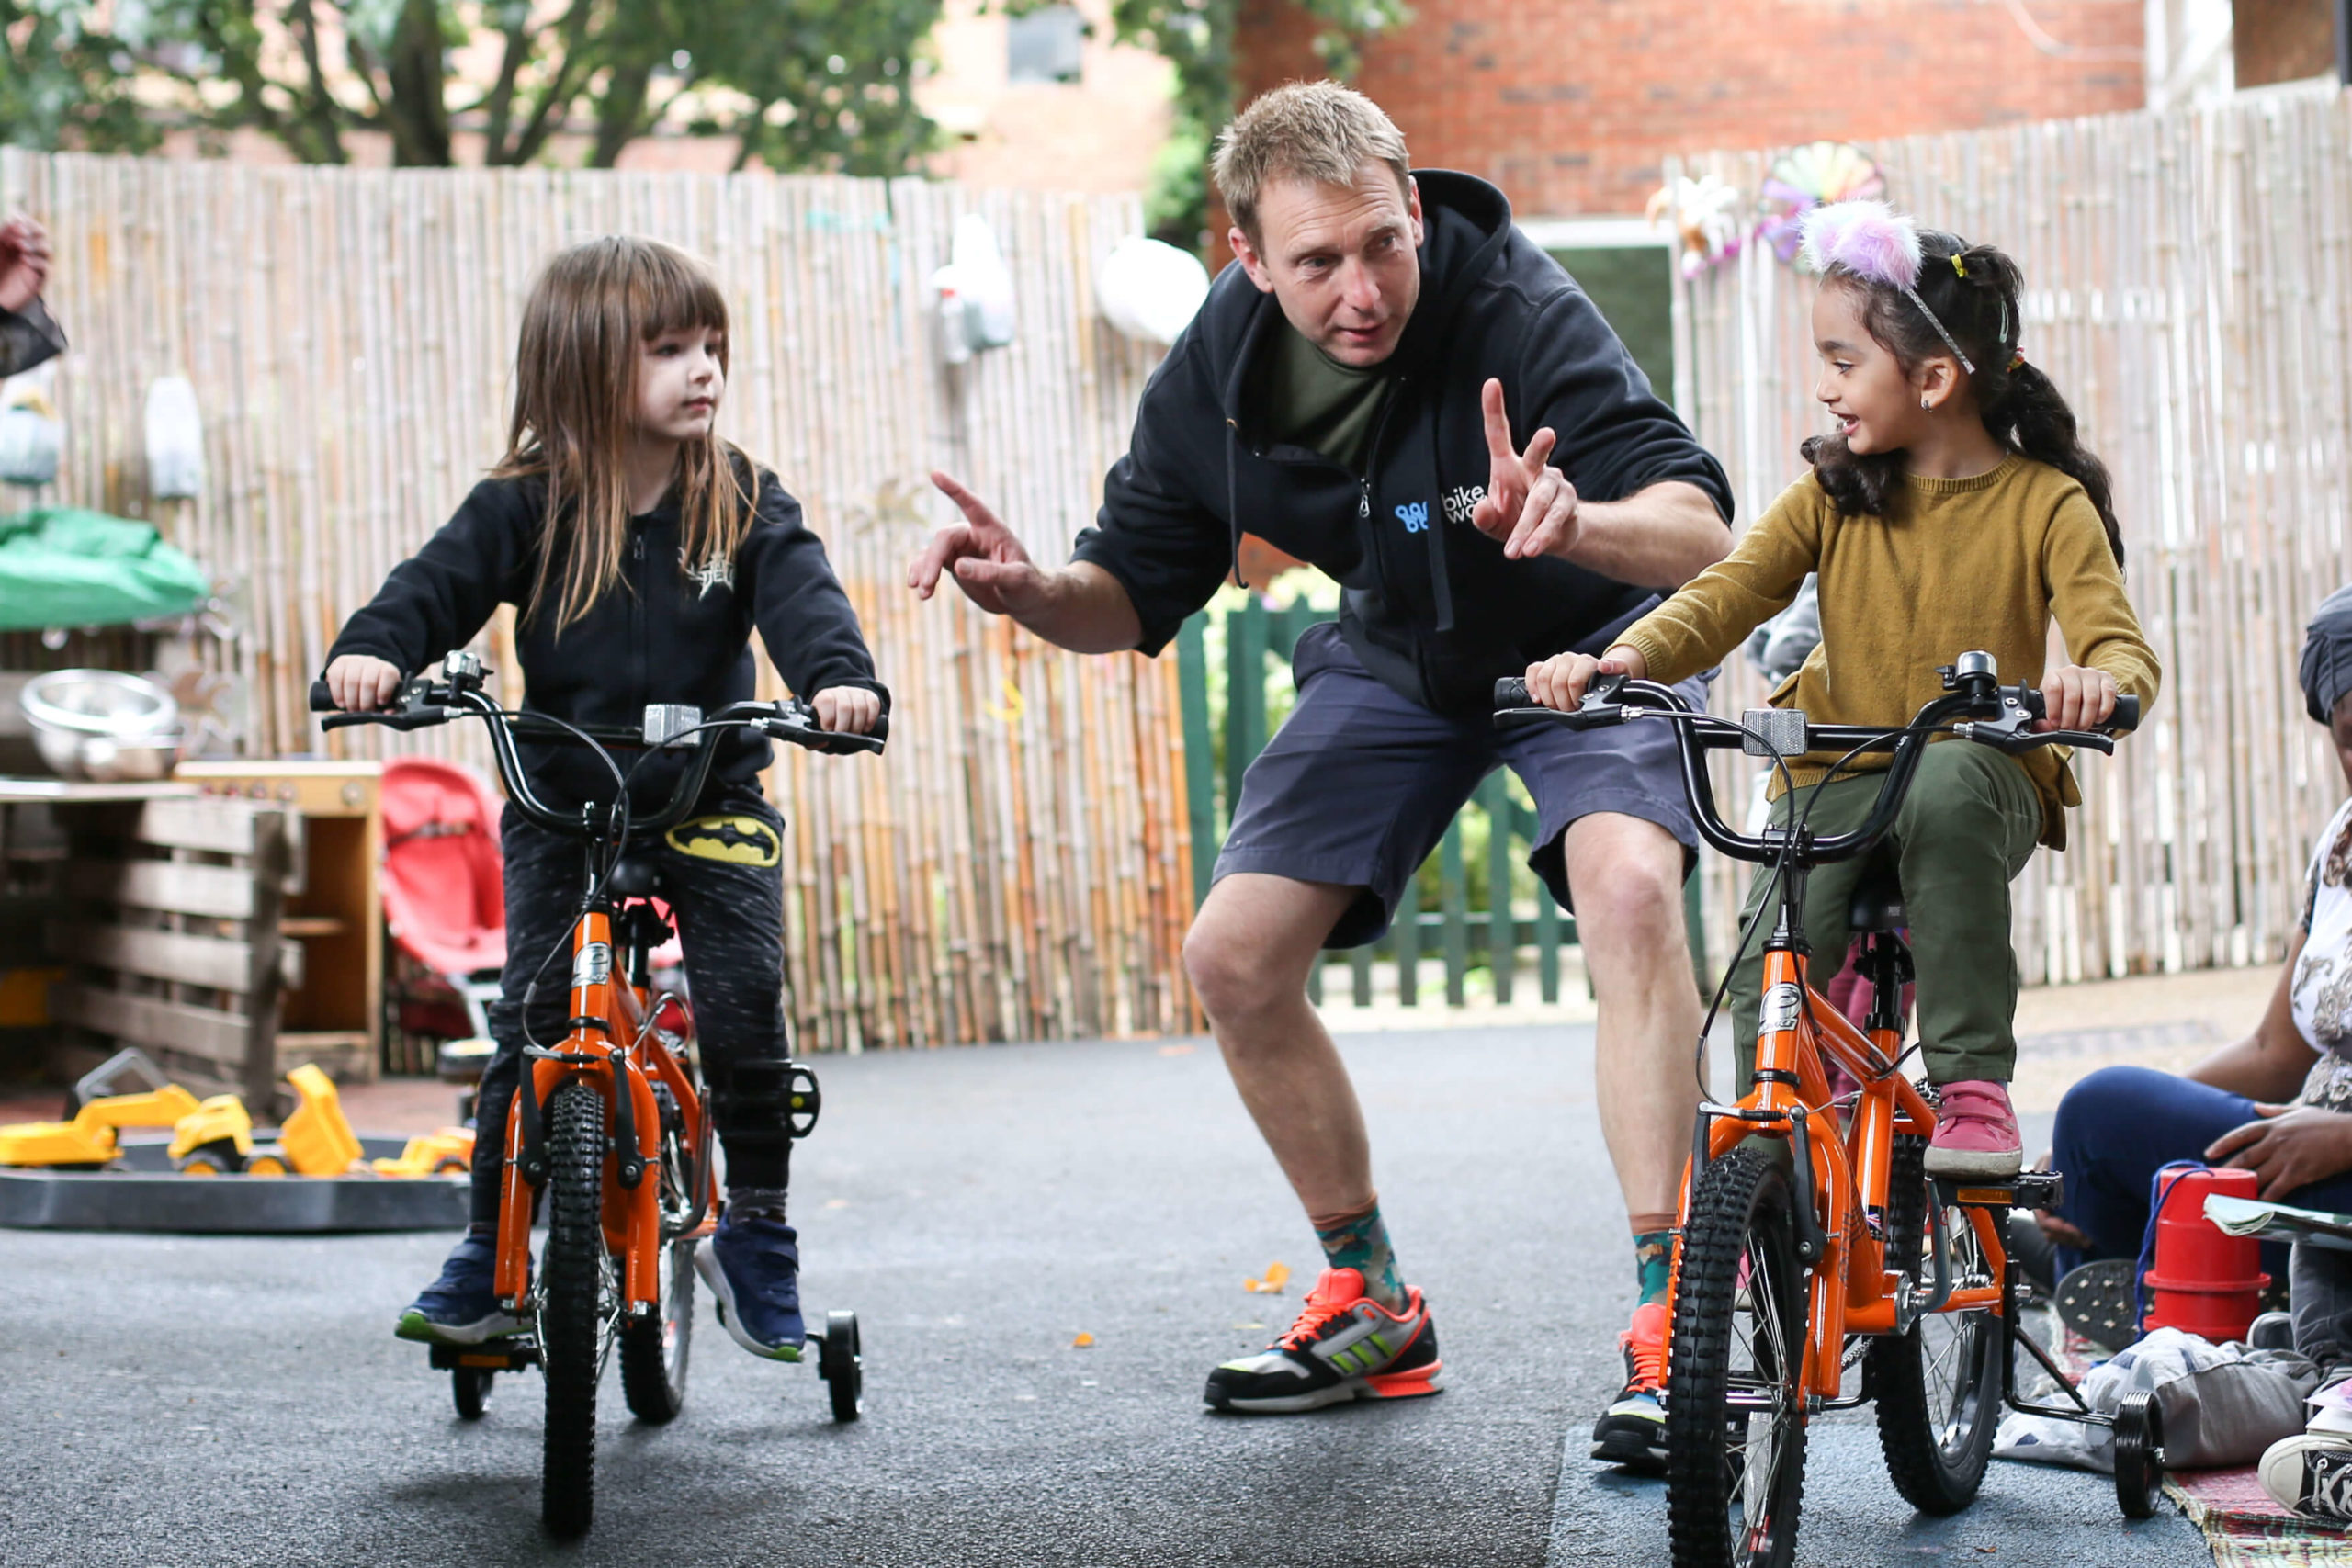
[0,0,942,172]
[1103,0,1411,251]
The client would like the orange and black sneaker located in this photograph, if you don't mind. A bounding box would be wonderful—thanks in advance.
[1204,1266,1443,1414]
[1591,1300,1668,1470]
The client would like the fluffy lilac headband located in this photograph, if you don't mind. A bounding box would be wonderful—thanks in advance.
[1798,199,1975,375]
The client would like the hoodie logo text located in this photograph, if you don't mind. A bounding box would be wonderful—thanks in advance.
[1442,484,1487,526]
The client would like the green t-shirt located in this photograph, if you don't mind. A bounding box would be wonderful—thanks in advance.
[1259,320,1391,477]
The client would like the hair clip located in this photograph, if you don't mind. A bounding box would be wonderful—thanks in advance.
[2007,348,2026,372]
[1951,254,1967,278]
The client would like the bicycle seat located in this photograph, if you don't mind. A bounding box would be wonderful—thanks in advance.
[608,855,665,898]
[1848,863,1905,932]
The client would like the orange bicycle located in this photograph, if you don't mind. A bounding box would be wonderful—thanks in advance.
[316,652,880,1538]
[1498,650,2159,1568]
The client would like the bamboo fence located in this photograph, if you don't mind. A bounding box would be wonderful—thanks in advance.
[1669,85,2352,985]
[0,150,1199,1051]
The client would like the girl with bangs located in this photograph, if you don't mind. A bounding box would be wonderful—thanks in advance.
[323,235,886,1361]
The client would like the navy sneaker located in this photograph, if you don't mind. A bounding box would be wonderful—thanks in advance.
[394,1232,525,1345]
[696,1212,806,1361]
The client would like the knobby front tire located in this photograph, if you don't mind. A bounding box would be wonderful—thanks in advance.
[1666,1145,1811,1568]
[621,1237,696,1424]
[540,1081,608,1539]
[1870,1134,2000,1516]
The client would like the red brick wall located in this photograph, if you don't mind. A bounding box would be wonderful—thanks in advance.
[1235,0,2145,216]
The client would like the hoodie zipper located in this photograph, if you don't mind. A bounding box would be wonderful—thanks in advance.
[631,528,649,733]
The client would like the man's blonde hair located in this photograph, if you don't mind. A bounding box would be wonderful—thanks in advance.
[1212,82,1410,245]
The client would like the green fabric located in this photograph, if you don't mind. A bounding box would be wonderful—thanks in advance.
[1725,740,2042,1088]
[1261,321,1390,476]
[0,507,209,631]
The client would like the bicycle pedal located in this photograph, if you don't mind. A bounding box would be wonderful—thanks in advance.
[429,1339,539,1372]
[1934,1171,2064,1211]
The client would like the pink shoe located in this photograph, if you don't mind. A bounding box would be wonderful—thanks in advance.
[1923,1079,2023,1179]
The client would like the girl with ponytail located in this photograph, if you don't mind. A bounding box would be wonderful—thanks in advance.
[1521,201,2162,1182]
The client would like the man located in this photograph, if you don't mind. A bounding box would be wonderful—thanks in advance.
[909,83,1730,1465]
[0,215,63,377]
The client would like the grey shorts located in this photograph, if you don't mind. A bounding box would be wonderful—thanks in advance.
[1212,622,1704,949]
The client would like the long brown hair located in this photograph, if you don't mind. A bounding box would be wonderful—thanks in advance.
[494,236,755,633]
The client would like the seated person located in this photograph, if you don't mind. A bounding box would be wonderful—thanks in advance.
[2040,584,2352,1351]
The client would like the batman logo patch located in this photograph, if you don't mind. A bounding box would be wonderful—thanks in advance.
[667,814,781,866]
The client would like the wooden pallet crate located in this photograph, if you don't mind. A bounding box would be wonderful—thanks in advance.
[13,793,302,1110]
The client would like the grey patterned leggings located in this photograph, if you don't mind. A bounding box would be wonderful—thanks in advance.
[466,794,797,1224]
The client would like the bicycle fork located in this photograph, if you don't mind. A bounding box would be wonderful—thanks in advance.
[492,907,671,1322]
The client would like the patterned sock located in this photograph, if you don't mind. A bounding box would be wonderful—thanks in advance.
[728,1186,790,1224]
[1633,1229,1675,1307]
[1311,1200,1408,1314]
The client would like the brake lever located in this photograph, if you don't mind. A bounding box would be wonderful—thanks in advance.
[1952,705,2118,755]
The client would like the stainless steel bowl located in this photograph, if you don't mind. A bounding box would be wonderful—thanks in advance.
[19,669,184,781]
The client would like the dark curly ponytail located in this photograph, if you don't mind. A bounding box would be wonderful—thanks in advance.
[1800,231,2124,568]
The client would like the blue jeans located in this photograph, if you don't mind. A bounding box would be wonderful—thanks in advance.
[2050,1064,2352,1281]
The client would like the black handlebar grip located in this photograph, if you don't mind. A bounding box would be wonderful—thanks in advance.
[1495,677,1532,709]
[310,680,335,713]
[2018,686,2141,733]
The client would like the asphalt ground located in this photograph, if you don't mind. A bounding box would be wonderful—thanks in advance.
[1,1026,2211,1567]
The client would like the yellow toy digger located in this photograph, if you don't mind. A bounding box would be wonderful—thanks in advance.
[170,1064,368,1176]
[1,1051,469,1179]
[0,1081,200,1168]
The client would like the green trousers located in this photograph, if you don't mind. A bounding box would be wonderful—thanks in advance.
[1726,741,2042,1089]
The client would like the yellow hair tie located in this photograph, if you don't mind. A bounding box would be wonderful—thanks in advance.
[1951,254,1968,278]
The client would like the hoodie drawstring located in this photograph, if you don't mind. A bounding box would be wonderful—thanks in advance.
[1225,416,1247,591]
[1422,400,1453,633]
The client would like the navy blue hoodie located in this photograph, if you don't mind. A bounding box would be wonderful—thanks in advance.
[325,459,886,812]
[1071,170,1733,717]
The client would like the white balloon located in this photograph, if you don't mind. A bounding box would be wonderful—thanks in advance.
[1094,236,1210,346]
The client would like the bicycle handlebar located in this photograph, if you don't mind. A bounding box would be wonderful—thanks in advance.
[1492,656,2140,867]
[311,667,885,842]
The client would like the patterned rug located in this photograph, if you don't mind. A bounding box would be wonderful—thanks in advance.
[2169,1466,2352,1566]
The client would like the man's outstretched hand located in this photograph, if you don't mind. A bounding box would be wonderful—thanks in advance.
[1468,378,1580,561]
[910,470,1055,618]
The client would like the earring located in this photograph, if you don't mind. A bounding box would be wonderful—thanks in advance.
[1920,395,1931,411]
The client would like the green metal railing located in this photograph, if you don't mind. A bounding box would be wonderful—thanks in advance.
[1176,595,1696,1009]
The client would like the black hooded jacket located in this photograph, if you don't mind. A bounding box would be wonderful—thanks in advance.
[324,460,887,812]
[1071,170,1733,717]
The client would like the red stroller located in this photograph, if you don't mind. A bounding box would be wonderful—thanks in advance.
[379,757,683,1078]
[381,757,508,1060]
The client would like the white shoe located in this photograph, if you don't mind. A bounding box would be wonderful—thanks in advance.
[2258,1433,2352,1521]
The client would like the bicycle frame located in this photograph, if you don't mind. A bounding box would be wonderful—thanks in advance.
[1491,660,2134,1409]
[492,899,717,1320]
[314,655,876,1329]
[1686,941,2008,1403]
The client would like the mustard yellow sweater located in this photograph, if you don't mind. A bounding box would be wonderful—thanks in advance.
[1617,456,2161,849]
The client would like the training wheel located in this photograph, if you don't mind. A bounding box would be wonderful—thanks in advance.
[2113,1391,2165,1518]
[451,1366,493,1422]
[816,1309,863,1423]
